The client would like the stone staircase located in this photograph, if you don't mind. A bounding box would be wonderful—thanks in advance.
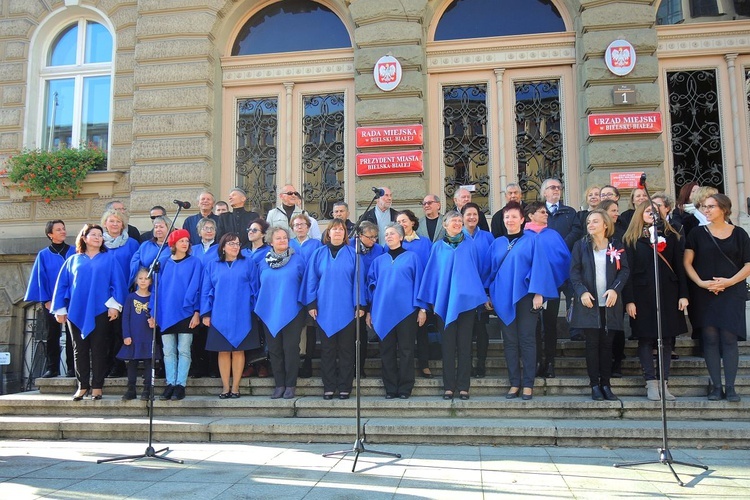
[2,336,750,448]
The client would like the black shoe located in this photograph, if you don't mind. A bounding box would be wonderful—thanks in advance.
[707,385,723,401]
[611,360,623,379]
[141,386,152,401]
[536,362,545,377]
[725,387,741,402]
[570,333,585,341]
[339,392,350,400]
[122,385,137,401]
[323,392,334,400]
[40,370,58,378]
[601,385,618,401]
[160,384,174,400]
[545,362,555,379]
[385,393,396,399]
[172,385,186,400]
[65,369,75,377]
[473,366,486,378]
[399,393,409,399]
[591,386,604,401]
[298,358,312,379]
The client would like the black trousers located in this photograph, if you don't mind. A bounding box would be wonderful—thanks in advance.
[473,309,489,370]
[105,315,125,373]
[637,337,674,381]
[266,310,305,388]
[415,310,436,370]
[319,319,355,393]
[357,315,369,373]
[379,311,417,396]
[537,298,559,365]
[584,308,614,387]
[44,310,73,374]
[126,359,152,387]
[68,313,111,390]
[438,310,474,393]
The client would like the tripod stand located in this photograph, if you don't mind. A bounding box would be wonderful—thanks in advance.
[613,176,706,486]
[98,204,187,465]
[322,190,401,472]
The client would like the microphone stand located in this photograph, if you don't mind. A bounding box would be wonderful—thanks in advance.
[614,179,705,485]
[98,204,186,464]
[322,193,401,472]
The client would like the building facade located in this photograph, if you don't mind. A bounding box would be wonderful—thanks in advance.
[0,0,749,391]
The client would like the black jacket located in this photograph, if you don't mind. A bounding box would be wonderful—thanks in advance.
[569,237,629,331]
[490,202,527,238]
[547,202,583,250]
[217,207,259,246]
[363,207,398,226]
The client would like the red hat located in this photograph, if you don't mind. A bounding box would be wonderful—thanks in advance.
[167,229,190,247]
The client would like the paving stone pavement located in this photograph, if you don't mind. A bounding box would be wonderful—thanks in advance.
[0,439,748,498]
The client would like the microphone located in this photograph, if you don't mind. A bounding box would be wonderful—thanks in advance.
[638,173,647,189]
[173,200,191,209]
[372,187,385,198]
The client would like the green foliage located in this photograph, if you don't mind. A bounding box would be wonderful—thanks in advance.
[1,146,106,203]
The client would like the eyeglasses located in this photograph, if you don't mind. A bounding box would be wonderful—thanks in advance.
[282,191,300,197]
[292,223,308,228]
[247,228,262,233]
[600,192,615,199]
[422,201,436,206]
[546,185,562,191]
[225,241,240,247]
[361,234,378,241]
[202,227,215,232]
[536,210,548,215]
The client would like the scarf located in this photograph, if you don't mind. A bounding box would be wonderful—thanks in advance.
[443,232,465,249]
[103,231,129,249]
[265,248,294,269]
[404,232,418,242]
[358,240,373,255]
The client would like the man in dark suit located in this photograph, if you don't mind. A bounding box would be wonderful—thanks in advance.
[453,187,489,232]
[490,183,526,237]
[362,186,398,244]
[183,191,219,245]
[216,187,260,246]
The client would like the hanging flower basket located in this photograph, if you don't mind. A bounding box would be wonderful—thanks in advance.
[1,146,107,203]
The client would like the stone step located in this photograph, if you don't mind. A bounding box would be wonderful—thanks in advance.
[2,391,748,421]
[0,414,748,449]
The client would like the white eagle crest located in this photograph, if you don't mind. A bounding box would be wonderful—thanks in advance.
[611,47,631,67]
[378,63,396,83]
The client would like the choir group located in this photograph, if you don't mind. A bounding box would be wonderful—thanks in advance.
[24,180,750,404]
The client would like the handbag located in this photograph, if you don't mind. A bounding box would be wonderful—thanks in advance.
[703,226,750,301]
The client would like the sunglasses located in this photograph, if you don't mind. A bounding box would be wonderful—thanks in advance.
[247,228,262,233]
[282,191,301,197]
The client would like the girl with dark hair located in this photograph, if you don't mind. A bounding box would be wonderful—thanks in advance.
[201,232,260,398]
[52,224,126,400]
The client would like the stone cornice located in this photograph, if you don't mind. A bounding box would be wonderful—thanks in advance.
[221,49,355,85]
[657,21,750,58]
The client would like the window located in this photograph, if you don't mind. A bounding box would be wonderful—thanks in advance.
[434,0,566,41]
[40,20,112,151]
[690,0,721,17]
[656,0,684,25]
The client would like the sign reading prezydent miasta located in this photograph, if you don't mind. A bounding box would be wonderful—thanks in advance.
[356,125,423,148]
[588,112,662,136]
[356,150,423,176]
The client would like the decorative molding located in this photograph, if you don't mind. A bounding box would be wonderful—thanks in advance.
[657,23,750,58]
[2,170,125,202]
[221,50,355,86]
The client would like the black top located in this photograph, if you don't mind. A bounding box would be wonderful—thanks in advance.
[217,207,260,246]
[425,217,439,241]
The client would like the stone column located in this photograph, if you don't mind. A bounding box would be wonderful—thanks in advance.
[578,1,664,195]
[349,0,428,209]
[724,53,746,214]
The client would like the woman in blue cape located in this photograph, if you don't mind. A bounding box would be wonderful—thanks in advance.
[367,223,427,399]
[52,224,125,401]
[129,215,171,284]
[484,202,559,401]
[152,229,202,401]
[289,213,322,378]
[241,218,271,378]
[300,218,365,400]
[256,226,307,400]
[24,219,76,378]
[201,232,260,398]
[418,211,486,400]
[462,203,495,379]
[191,217,219,265]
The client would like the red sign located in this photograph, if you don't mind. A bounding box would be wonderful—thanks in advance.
[588,112,662,136]
[356,125,423,148]
[356,150,423,176]
[610,172,644,190]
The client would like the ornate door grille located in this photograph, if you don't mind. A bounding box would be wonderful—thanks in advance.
[442,84,490,214]
[236,97,278,215]
[301,93,345,220]
[666,70,724,194]
[514,79,563,203]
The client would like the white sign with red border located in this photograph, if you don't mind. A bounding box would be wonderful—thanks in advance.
[605,39,636,77]
[373,55,402,92]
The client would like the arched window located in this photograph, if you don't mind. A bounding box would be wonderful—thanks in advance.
[40,20,112,151]
[232,0,350,56]
[434,0,566,41]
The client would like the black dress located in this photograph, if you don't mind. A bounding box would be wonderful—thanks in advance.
[685,226,750,340]
[623,231,688,339]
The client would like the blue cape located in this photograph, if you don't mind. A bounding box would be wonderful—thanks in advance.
[290,237,322,264]
[367,251,427,340]
[24,245,75,303]
[108,237,140,288]
[417,238,486,327]
[535,227,571,289]
[349,238,385,275]
[465,228,494,269]
[256,252,306,336]
[130,240,171,284]
[200,257,259,348]
[191,243,218,265]
[52,252,126,338]
[153,255,203,331]
[402,236,432,269]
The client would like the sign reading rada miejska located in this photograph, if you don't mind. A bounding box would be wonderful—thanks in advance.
[356,125,423,148]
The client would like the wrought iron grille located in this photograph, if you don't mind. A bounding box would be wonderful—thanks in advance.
[236,97,279,215]
[515,79,563,203]
[301,93,345,220]
[666,70,724,194]
[442,84,490,213]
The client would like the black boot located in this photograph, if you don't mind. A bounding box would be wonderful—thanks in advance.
[611,360,623,378]
[298,356,312,378]
[122,385,137,401]
[545,362,555,379]
[141,385,152,401]
[600,385,618,401]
